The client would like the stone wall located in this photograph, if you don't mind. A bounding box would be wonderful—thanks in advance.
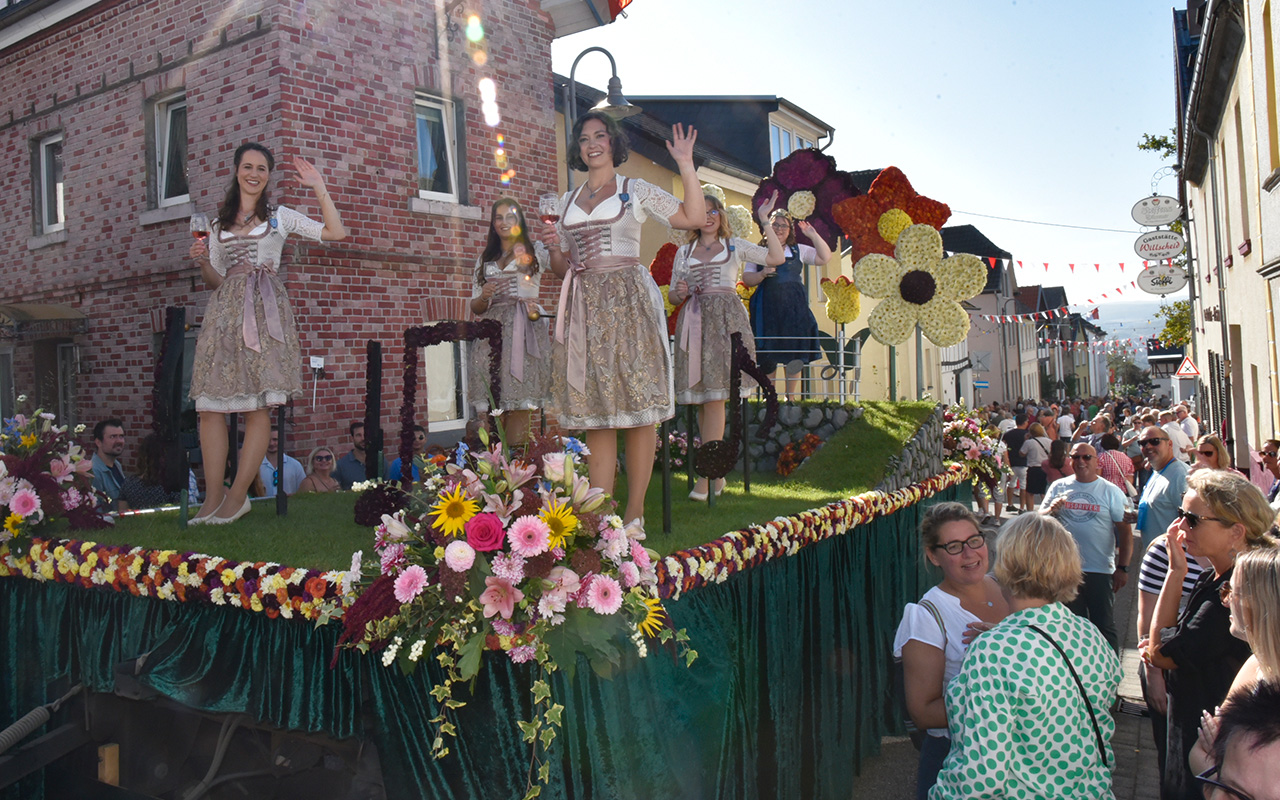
[669,401,864,476]
[875,405,945,492]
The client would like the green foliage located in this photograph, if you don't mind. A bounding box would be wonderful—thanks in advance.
[1107,353,1151,389]
[1155,300,1192,347]
[1138,130,1177,161]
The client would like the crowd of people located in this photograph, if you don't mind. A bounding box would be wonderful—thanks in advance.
[898,393,1280,799]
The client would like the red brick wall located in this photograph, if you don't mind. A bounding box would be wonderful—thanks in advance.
[0,0,558,459]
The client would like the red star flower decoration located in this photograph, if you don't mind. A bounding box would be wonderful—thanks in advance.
[833,167,951,263]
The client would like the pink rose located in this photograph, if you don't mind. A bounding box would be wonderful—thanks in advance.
[465,512,506,551]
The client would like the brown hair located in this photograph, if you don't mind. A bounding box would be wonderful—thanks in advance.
[762,209,797,247]
[1196,433,1232,469]
[566,112,630,171]
[919,501,981,553]
[685,194,731,243]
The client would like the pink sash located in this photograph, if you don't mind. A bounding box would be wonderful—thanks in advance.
[225,258,285,353]
[678,285,736,388]
[489,289,543,383]
[555,256,636,393]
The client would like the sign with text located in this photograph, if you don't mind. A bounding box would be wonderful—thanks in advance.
[1131,196,1182,227]
[1136,264,1189,296]
[1134,230,1186,261]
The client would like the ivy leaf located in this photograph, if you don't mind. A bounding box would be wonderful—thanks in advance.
[430,684,451,703]
[538,762,550,783]
[456,632,485,681]
[518,720,540,743]
[539,726,556,750]
[522,786,541,800]
[658,629,673,643]
[545,703,564,727]
[531,680,551,705]
[684,649,699,667]
[440,722,457,737]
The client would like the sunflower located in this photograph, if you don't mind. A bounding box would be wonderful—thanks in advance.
[4,513,23,535]
[637,595,666,638]
[539,499,578,550]
[428,484,478,538]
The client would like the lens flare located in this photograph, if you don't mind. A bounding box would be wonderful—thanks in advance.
[465,15,484,42]
[472,50,488,66]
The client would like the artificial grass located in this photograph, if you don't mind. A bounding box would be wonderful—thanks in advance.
[75,401,936,571]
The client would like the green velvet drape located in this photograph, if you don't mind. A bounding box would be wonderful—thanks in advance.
[0,485,957,799]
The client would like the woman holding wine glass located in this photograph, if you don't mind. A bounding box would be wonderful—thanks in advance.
[468,198,549,444]
[187,142,346,524]
[539,112,706,527]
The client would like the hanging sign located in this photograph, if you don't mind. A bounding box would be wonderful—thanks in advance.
[1136,263,1189,296]
[1131,195,1182,227]
[1134,230,1186,261]
[1175,357,1200,377]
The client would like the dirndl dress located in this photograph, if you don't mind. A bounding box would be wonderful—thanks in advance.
[550,176,679,430]
[469,242,552,412]
[747,244,822,373]
[189,206,323,412]
[671,237,763,404]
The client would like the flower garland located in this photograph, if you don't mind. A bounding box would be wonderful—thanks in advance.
[0,537,353,621]
[776,433,823,477]
[655,464,969,600]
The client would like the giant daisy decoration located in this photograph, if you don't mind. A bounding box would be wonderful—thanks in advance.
[854,224,985,347]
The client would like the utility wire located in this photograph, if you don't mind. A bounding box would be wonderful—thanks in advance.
[952,210,1138,235]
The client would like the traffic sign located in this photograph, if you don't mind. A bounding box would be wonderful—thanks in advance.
[1174,357,1200,378]
[974,380,990,389]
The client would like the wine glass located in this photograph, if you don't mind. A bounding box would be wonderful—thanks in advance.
[189,212,210,241]
[538,193,560,226]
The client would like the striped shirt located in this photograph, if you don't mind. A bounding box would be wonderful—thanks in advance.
[1138,535,1208,598]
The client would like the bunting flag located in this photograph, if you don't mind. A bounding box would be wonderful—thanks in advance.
[975,306,1071,323]
[981,257,1180,273]
[1037,335,1180,351]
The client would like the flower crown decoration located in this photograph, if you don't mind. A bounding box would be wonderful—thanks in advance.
[832,167,952,263]
[751,148,862,249]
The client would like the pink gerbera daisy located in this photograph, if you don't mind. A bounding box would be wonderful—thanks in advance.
[9,488,42,520]
[507,515,551,558]
[585,574,622,615]
[393,565,429,603]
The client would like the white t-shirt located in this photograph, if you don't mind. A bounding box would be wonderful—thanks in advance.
[893,585,981,738]
[1163,421,1194,463]
[997,418,1017,434]
[1057,412,1076,438]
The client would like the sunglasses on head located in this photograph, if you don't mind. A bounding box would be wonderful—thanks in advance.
[1176,508,1228,529]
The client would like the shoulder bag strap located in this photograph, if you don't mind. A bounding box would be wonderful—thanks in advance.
[1026,623,1109,767]
[919,599,947,645]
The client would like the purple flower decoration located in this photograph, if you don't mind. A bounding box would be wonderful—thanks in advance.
[751,148,861,249]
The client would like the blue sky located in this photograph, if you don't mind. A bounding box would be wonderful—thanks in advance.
[551,0,1189,339]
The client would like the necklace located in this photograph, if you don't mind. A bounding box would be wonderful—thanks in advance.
[585,178,611,199]
[239,210,256,226]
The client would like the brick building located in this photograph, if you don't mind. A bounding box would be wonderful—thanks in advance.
[0,0,588,460]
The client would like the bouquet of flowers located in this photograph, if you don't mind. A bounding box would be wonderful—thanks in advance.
[655,429,699,469]
[339,432,694,794]
[0,399,110,545]
[940,404,1008,489]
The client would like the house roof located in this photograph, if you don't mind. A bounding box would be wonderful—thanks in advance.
[1038,286,1069,311]
[940,224,1014,295]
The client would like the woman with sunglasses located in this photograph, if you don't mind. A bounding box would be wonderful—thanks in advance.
[933,513,1121,799]
[893,502,1008,799]
[297,445,341,493]
[741,210,832,401]
[1190,433,1245,477]
[668,191,783,500]
[1145,470,1278,800]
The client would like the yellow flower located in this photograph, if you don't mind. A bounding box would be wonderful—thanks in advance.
[19,433,37,448]
[4,513,22,535]
[540,499,578,550]
[428,484,478,538]
[637,595,666,638]
[854,224,985,347]
[820,276,861,324]
[221,568,236,587]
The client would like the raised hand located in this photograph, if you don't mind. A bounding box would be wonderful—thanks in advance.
[292,156,326,190]
[797,220,818,240]
[758,190,780,223]
[1167,523,1189,573]
[666,123,698,165]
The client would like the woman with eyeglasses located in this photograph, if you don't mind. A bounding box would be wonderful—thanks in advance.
[893,502,1008,799]
[297,446,341,494]
[741,210,832,401]
[1190,433,1245,477]
[932,513,1121,799]
[1144,470,1278,800]
[1189,545,1280,778]
[469,198,550,445]
[668,192,783,500]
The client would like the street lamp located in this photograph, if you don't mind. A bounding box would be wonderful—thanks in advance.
[565,46,642,190]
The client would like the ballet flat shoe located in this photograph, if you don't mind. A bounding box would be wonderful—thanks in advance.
[207,497,251,525]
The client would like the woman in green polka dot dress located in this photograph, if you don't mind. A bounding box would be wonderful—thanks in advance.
[931,513,1121,799]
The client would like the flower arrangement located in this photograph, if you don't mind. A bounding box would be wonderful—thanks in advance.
[820,275,862,324]
[776,433,823,477]
[338,432,694,794]
[941,404,1008,490]
[648,242,685,336]
[735,280,757,310]
[752,148,861,248]
[0,401,110,544]
[832,167,952,263]
[725,205,755,240]
[655,429,699,469]
[701,183,727,206]
[853,224,986,347]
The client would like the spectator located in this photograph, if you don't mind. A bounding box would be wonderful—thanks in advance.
[1161,410,1195,463]
[1041,442,1133,652]
[1191,433,1245,477]
[1002,414,1030,514]
[258,427,305,497]
[932,513,1121,799]
[1096,433,1136,498]
[297,445,341,493]
[334,422,389,490]
[1145,471,1277,800]
[1194,681,1280,800]
[1261,439,1280,506]
[389,425,427,482]
[1057,404,1076,442]
[1136,425,1190,550]
[119,433,182,511]
[1176,404,1200,441]
[996,411,1016,435]
[1019,422,1053,509]
[90,418,126,512]
[1042,439,1070,484]
[1037,408,1059,441]
[893,503,1009,800]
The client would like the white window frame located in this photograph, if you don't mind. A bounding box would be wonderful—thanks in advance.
[38,133,64,233]
[415,94,460,204]
[155,93,189,208]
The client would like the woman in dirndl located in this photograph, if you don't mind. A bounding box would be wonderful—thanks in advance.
[540,112,706,526]
[188,143,346,524]
[668,191,783,500]
[469,198,550,444]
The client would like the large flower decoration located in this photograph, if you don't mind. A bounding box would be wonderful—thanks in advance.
[648,243,685,335]
[854,224,985,347]
[833,167,951,263]
[819,276,861,324]
[752,148,861,248]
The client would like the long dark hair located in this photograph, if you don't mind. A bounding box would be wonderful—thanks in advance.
[216,142,275,230]
[476,198,537,286]
[1047,439,1068,470]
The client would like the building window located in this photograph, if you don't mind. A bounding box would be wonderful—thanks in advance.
[35,133,64,233]
[155,93,189,207]
[770,123,816,165]
[415,95,460,202]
